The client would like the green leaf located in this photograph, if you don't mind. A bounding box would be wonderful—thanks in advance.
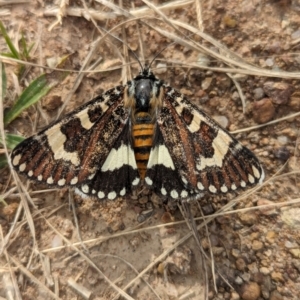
[1,62,6,98]
[0,154,8,169]
[0,20,20,59]
[4,73,58,125]
[0,133,25,149]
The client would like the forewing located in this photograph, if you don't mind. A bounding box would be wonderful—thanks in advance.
[11,86,136,189]
[146,85,264,199]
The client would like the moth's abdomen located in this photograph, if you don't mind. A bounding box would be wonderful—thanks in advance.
[132,112,154,180]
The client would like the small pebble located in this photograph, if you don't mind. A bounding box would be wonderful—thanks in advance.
[263,81,293,105]
[240,282,261,300]
[273,146,290,161]
[289,249,300,258]
[213,115,229,128]
[270,290,284,300]
[277,135,288,145]
[252,240,264,251]
[265,58,274,67]
[291,29,300,39]
[155,63,167,74]
[239,212,258,226]
[253,87,264,100]
[271,271,284,282]
[257,199,277,216]
[252,98,275,124]
[260,267,271,275]
[201,77,213,90]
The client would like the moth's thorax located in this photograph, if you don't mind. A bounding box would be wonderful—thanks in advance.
[125,68,163,111]
[135,78,153,111]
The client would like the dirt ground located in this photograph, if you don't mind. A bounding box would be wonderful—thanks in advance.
[1,0,300,299]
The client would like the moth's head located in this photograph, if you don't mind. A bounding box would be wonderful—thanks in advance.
[135,66,156,80]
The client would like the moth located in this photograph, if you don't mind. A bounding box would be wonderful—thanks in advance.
[11,67,264,200]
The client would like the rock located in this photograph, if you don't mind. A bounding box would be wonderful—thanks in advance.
[155,63,167,74]
[213,115,229,128]
[252,98,275,124]
[253,87,264,100]
[263,81,293,105]
[271,271,284,282]
[273,146,290,161]
[257,199,278,216]
[252,240,264,251]
[201,77,213,90]
[239,212,258,226]
[277,135,289,145]
[236,257,246,271]
[289,92,300,110]
[289,249,300,258]
[241,282,261,300]
[281,207,300,227]
[260,267,271,275]
[270,290,283,300]
[265,231,277,244]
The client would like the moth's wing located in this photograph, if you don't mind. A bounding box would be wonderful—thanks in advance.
[145,127,196,199]
[11,86,140,198]
[145,86,264,199]
[75,122,140,200]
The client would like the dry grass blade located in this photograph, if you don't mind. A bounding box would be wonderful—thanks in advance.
[9,256,61,300]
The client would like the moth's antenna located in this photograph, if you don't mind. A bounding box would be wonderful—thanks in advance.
[98,26,144,71]
[148,41,177,69]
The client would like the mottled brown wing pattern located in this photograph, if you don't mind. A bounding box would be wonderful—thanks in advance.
[11,86,140,199]
[144,85,264,199]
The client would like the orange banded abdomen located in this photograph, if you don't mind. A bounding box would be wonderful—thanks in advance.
[132,112,154,180]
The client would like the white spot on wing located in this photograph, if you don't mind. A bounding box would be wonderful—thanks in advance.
[145,177,153,185]
[231,183,237,190]
[37,175,43,181]
[45,124,80,166]
[81,184,89,193]
[47,177,54,184]
[161,187,167,195]
[197,182,204,190]
[248,174,255,184]
[98,191,105,199]
[12,154,21,166]
[19,163,26,172]
[108,191,117,200]
[147,145,175,169]
[220,185,228,193]
[240,180,246,187]
[88,173,96,180]
[170,190,179,199]
[181,190,188,198]
[132,177,140,186]
[92,189,96,194]
[209,185,217,193]
[70,177,78,185]
[28,170,33,177]
[252,166,261,179]
[196,129,233,170]
[58,178,66,186]
[101,144,137,172]
[120,187,126,196]
[181,176,188,185]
